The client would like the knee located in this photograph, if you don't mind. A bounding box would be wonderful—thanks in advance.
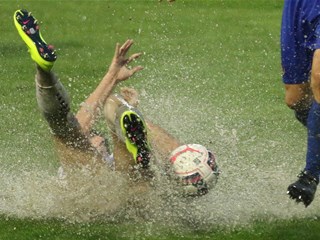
[285,93,303,110]
[284,83,311,110]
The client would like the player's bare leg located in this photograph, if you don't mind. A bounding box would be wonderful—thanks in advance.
[35,60,104,169]
[14,9,105,169]
[104,88,181,171]
[104,89,151,171]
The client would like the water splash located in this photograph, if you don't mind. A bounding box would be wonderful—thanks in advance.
[0,93,317,234]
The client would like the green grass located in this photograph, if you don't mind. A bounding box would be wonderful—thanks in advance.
[1,216,320,240]
[1,0,319,239]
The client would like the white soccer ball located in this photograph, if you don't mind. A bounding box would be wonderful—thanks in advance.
[169,144,220,196]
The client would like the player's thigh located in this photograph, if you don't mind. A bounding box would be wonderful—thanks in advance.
[110,133,133,172]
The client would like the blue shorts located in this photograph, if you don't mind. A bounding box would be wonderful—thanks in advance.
[281,0,320,84]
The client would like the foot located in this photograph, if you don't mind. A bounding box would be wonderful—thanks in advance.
[287,171,318,207]
[14,9,57,71]
[120,110,151,168]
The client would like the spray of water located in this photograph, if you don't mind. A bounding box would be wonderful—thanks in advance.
[0,52,317,237]
[0,91,317,236]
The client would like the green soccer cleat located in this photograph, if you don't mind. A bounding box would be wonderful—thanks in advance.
[120,110,151,169]
[14,9,57,71]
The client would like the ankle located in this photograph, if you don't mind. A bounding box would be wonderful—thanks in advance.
[36,65,57,87]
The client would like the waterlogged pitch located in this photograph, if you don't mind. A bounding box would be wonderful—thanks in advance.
[1,0,320,239]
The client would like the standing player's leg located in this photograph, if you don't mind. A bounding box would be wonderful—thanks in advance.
[288,49,320,207]
[280,5,320,207]
[281,2,313,127]
[284,83,312,127]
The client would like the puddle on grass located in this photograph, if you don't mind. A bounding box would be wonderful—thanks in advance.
[0,92,317,237]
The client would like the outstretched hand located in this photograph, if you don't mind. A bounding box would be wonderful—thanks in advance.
[109,39,143,83]
[76,39,143,137]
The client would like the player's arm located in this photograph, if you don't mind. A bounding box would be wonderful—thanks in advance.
[75,39,143,135]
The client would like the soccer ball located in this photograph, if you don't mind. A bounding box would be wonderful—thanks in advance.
[169,144,220,196]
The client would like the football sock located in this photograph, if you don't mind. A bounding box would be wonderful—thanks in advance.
[294,107,310,127]
[36,66,57,87]
[305,100,320,181]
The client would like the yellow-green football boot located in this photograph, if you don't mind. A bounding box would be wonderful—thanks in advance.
[120,110,151,169]
[14,9,57,71]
